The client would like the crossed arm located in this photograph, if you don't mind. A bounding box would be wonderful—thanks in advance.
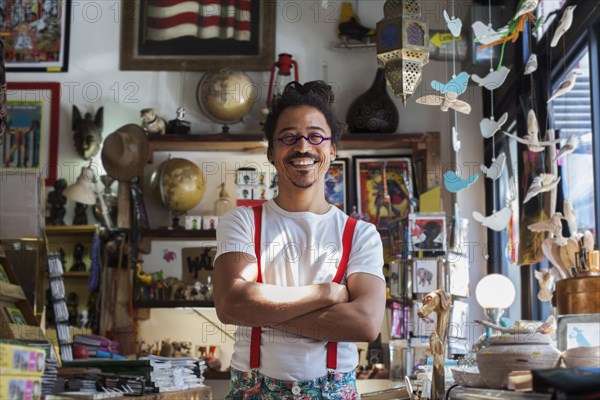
[213,252,386,343]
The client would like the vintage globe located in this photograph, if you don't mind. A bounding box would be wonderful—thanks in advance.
[150,158,205,213]
[196,69,257,124]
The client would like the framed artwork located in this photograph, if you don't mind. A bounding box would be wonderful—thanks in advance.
[557,314,600,350]
[2,82,60,186]
[447,252,470,297]
[353,156,414,225]
[120,1,276,71]
[2,0,71,72]
[0,264,9,283]
[182,246,216,285]
[325,158,349,213]
[408,212,447,253]
[5,305,27,324]
[412,258,438,293]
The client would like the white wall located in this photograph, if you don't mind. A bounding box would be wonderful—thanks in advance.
[7,0,488,366]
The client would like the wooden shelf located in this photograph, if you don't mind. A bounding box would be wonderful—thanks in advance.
[133,300,214,308]
[63,271,90,278]
[142,229,216,240]
[147,132,432,161]
[44,225,97,235]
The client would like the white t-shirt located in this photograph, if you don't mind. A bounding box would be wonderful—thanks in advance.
[215,199,384,381]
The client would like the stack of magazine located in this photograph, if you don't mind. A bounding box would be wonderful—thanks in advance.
[143,355,206,392]
[73,334,121,359]
[47,253,72,362]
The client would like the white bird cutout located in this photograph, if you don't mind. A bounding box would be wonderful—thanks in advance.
[480,112,508,139]
[503,110,561,152]
[551,5,577,47]
[472,207,512,231]
[563,199,578,234]
[472,21,509,45]
[452,126,461,152]
[515,0,540,19]
[547,71,583,103]
[524,54,538,75]
[480,152,506,180]
[523,173,561,204]
[415,93,471,114]
[583,230,595,252]
[471,66,511,90]
[443,9,463,37]
[528,212,567,245]
[554,134,580,161]
[534,269,553,302]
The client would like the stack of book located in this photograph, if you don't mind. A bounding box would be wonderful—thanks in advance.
[24,341,59,397]
[0,342,46,400]
[144,355,206,392]
[73,334,122,359]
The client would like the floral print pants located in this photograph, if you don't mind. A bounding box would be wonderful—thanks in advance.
[226,367,360,399]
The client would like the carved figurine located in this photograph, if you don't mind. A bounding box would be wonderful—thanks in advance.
[73,202,88,225]
[140,108,166,135]
[72,105,103,160]
[71,243,87,272]
[418,289,451,400]
[46,178,67,226]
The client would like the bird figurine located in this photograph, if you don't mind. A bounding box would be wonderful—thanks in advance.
[472,207,512,231]
[554,134,580,161]
[523,173,561,204]
[337,2,375,43]
[524,53,538,75]
[471,66,511,90]
[443,9,463,37]
[514,0,540,20]
[452,126,461,152]
[583,230,595,252]
[444,171,478,193]
[480,112,508,138]
[503,111,561,152]
[551,5,577,47]
[563,199,578,235]
[547,70,583,103]
[471,21,509,46]
[534,269,554,302]
[528,212,566,236]
[431,72,470,96]
[480,152,506,180]
[415,92,471,114]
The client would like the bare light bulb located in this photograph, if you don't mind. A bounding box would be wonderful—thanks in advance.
[475,273,516,309]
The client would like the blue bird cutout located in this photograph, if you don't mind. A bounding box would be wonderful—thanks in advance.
[431,72,470,96]
[444,171,478,193]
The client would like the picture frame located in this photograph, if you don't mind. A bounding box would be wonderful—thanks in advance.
[408,212,447,253]
[412,258,438,293]
[5,306,27,325]
[325,158,349,213]
[2,82,60,186]
[353,156,414,225]
[447,252,470,297]
[3,0,71,72]
[557,314,600,351]
[182,246,216,285]
[120,1,276,71]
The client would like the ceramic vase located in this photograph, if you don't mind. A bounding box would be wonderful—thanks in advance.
[476,333,561,389]
[346,68,399,133]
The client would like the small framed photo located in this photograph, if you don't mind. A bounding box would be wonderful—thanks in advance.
[202,216,219,231]
[413,258,438,293]
[5,306,27,325]
[0,264,10,283]
[325,158,349,213]
[408,212,447,253]
[353,156,414,224]
[184,216,202,230]
[557,314,600,350]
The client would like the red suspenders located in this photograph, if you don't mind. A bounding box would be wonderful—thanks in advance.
[249,205,357,371]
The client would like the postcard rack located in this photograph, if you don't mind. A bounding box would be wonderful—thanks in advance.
[0,244,46,341]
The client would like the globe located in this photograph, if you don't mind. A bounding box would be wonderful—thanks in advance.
[150,158,205,214]
[196,69,257,124]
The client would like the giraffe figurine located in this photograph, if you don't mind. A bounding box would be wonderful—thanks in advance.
[418,289,452,400]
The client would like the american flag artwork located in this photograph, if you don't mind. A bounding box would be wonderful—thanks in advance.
[145,0,252,42]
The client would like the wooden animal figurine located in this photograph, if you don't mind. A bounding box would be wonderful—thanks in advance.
[140,108,166,135]
[72,105,103,160]
[417,289,451,400]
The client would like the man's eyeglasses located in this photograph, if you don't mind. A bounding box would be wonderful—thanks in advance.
[274,133,332,146]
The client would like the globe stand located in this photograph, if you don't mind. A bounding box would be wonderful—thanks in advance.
[169,210,186,230]
[221,125,230,134]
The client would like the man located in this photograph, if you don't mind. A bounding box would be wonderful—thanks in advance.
[214,81,386,399]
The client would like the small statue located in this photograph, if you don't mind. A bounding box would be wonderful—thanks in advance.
[140,108,167,135]
[166,107,191,134]
[46,178,67,226]
[72,105,103,160]
[71,242,87,272]
[73,202,88,225]
[67,292,79,326]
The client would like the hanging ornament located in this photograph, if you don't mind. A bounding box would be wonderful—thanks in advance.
[480,152,506,180]
[503,111,561,152]
[523,173,561,203]
[524,53,538,75]
[563,199,578,234]
[515,0,540,19]
[471,66,511,90]
[554,134,581,162]
[431,71,470,96]
[479,112,508,138]
[472,206,512,231]
[528,212,568,246]
[452,126,461,152]
[443,170,478,193]
[415,93,471,114]
[471,21,509,46]
[443,9,462,38]
[547,71,583,103]
[550,5,577,47]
